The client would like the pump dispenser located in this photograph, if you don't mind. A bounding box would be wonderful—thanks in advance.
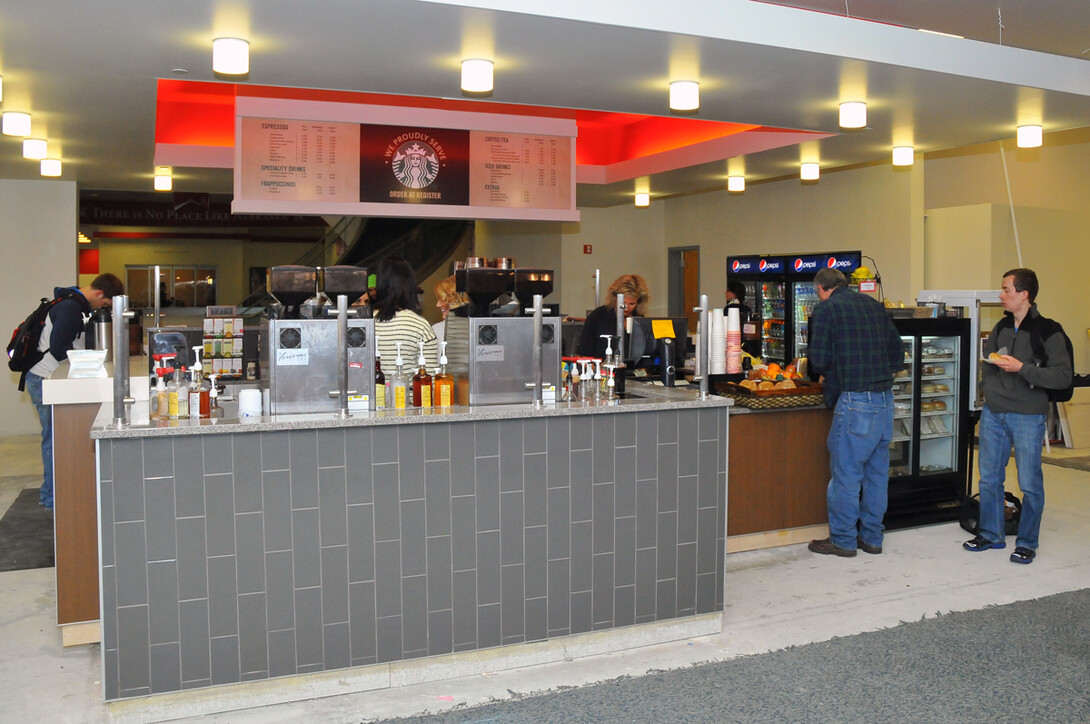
[434,341,454,408]
[208,373,223,419]
[166,357,180,420]
[412,341,433,407]
[190,346,210,419]
[392,342,408,410]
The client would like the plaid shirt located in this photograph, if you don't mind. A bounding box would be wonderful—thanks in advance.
[809,287,903,406]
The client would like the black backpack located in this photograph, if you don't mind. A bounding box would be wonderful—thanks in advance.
[7,289,89,391]
[997,314,1076,402]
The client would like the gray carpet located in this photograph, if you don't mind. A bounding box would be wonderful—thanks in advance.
[372,588,1090,723]
[0,488,54,572]
[1043,455,1090,472]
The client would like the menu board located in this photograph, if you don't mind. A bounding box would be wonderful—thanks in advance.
[468,132,572,210]
[237,119,360,203]
[234,104,578,221]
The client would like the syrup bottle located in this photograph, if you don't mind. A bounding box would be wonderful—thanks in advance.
[434,341,454,408]
[374,341,387,410]
[392,342,408,410]
[412,341,433,408]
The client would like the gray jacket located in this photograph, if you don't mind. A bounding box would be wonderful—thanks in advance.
[981,304,1072,415]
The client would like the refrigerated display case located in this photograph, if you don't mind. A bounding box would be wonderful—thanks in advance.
[885,317,971,529]
[761,280,786,363]
[792,282,819,359]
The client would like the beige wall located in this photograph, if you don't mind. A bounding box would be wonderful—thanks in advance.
[1,180,79,435]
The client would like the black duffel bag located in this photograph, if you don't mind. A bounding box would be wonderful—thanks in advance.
[960,491,1022,536]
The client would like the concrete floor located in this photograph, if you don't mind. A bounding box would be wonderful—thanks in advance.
[2,433,1088,723]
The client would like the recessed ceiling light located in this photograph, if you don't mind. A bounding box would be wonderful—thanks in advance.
[669,81,699,114]
[2,111,32,137]
[461,59,494,96]
[839,101,867,129]
[1017,125,1043,148]
[40,158,62,177]
[213,37,249,75]
[23,138,48,160]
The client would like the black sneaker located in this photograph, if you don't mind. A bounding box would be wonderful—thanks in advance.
[857,536,882,555]
[963,535,1006,552]
[1010,547,1036,564]
[808,538,857,557]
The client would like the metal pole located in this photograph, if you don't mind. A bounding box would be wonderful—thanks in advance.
[531,294,544,408]
[594,268,601,309]
[614,292,626,366]
[695,294,709,400]
[153,264,161,328]
[112,295,135,427]
[336,294,350,418]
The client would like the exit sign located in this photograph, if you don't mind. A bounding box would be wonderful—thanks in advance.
[583,244,593,254]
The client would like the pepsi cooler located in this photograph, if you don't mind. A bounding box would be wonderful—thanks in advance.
[726,251,861,364]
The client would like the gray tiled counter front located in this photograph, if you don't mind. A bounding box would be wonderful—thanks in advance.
[95,392,729,700]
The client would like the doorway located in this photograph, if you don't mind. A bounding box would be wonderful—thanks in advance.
[667,246,700,332]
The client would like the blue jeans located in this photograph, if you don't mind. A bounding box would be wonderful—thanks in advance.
[978,406,1045,550]
[26,372,54,508]
[827,390,894,550]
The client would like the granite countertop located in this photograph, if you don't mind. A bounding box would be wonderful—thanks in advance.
[91,380,731,439]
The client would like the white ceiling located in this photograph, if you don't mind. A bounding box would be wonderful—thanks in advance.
[0,0,1087,209]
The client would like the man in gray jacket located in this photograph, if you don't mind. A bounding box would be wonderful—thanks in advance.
[964,268,1072,564]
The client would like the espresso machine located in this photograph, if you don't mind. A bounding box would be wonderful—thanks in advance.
[448,265,560,405]
[261,265,376,414]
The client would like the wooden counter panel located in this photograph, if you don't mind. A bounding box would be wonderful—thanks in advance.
[53,402,101,625]
[728,408,832,538]
[783,409,832,529]
[727,413,786,536]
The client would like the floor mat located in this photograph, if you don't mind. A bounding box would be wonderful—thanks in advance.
[0,488,54,572]
[1042,455,1090,472]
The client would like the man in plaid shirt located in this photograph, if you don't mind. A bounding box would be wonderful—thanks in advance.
[807,268,903,557]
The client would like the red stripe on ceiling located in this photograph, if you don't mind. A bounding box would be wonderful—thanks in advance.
[155,79,761,168]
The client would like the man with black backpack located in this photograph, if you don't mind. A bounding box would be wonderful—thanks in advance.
[964,268,1072,564]
[21,273,123,509]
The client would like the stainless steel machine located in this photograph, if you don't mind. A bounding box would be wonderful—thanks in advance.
[261,265,376,414]
[449,265,560,405]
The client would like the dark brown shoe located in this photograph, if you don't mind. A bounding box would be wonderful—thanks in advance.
[857,537,883,555]
[808,538,857,557]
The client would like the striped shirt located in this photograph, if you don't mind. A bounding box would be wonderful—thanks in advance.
[375,309,439,378]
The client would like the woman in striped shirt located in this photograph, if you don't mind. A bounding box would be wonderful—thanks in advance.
[372,255,439,377]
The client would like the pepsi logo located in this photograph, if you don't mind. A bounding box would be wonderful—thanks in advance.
[731,260,741,272]
[793,258,804,272]
[827,257,837,268]
[759,259,768,271]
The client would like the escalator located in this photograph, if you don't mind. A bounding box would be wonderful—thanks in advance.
[238,217,470,310]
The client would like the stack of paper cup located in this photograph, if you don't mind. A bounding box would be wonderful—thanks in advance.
[726,307,743,374]
[709,308,726,375]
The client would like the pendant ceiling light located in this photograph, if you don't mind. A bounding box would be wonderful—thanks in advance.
[838,101,867,129]
[727,176,745,193]
[892,146,915,166]
[800,162,820,181]
[461,59,494,96]
[669,81,699,114]
[634,192,650,207]
[1016,125,1042,148]
[213,37,250,75]
[22,138,48,160]
[2,111,32,137]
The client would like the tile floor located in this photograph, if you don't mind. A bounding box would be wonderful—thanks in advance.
[2,433,1088,723]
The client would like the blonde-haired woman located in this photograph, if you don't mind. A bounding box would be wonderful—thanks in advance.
[432,275,466,346]
[578,274,650,359]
